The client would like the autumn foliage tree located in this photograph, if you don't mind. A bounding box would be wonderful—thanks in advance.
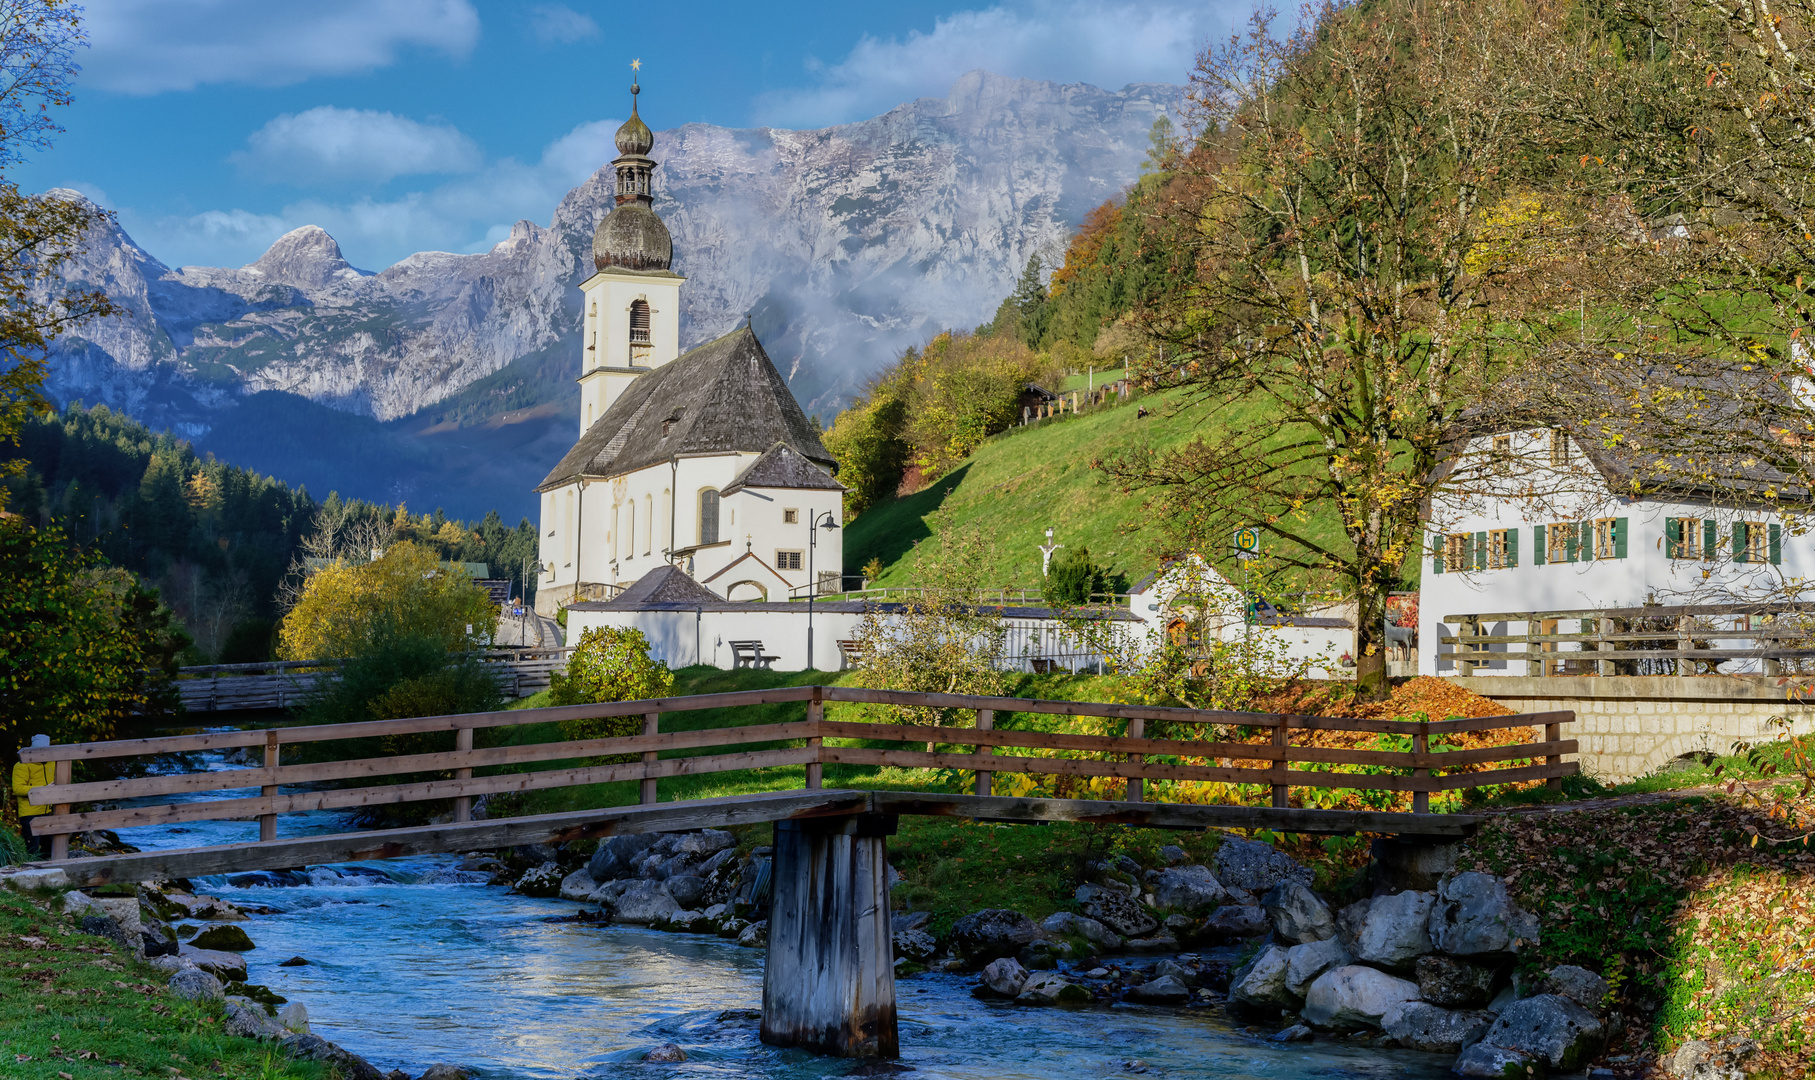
[278,541,498,661]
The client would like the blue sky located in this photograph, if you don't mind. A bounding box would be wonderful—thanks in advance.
[13,0,1237,273]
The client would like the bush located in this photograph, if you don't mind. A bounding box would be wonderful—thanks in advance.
[278,541,496,661]
[549,626,674,742]
[217,617,276,665]
[1043,546,1106,607]
[297,634,504,756]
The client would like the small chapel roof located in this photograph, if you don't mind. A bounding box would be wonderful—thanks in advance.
[721,441,843,496]
[538,326,835,491]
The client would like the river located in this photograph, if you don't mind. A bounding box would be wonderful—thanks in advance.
[107,734,1457,1079]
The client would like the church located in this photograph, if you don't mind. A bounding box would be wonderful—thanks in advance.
[534,82,844,616]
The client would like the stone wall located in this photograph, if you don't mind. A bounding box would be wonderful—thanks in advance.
[1450,676,1815,782]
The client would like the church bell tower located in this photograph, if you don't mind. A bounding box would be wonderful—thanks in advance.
[577,64,685,437]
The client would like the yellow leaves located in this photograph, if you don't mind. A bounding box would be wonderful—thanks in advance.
[277,541,496,661]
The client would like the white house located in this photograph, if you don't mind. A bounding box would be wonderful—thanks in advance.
[534,84,843,615]
[1421,425,1810,676]
[1127,554,1353,680]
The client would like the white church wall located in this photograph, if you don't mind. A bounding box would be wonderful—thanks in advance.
[566,605,863,671]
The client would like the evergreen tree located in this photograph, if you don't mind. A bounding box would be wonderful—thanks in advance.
[1010,255,1051,348]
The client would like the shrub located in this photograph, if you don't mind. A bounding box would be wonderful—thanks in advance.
[549,626,674,741]
[278,541,496,661]
[1042,546,1106,607]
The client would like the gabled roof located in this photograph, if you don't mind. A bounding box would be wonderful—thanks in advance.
[539,326,834,491]
[701,550,792,590]
[593,564,720,608]
[722,441,843,496]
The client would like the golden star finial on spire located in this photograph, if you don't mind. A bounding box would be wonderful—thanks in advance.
[631,58,641,72]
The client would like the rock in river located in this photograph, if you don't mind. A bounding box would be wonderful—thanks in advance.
[596,880,679,924]
[1148,865,1226,915]
[1338,891,1434,969]
[178,944,247,981]
[1212,838,1312,894]
[559,867,598,901]
[1201,904,1267,940]
[1015,970,1092,1005]
[1427,872,1539,957]
[1283,937,1352,998]
[949,909,1042,966]
[1262,881,1336,944]
[1414,953,1498,1007]
[513,863,564,898]
[191,924,256,952]
[1126,974,1191,1005]
[980,957,1029,997]
[1229,944,1298,1011]
[1301,965,1421,1031]
[1380,1001,1493,1053]
[1477,993,1607,1071]
[1076,884,1159,939]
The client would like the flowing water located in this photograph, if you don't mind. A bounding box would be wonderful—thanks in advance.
[108,735,1456,1079]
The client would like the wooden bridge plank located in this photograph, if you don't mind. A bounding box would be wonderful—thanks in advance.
[39,789,875,886]
[865,792,1483,837]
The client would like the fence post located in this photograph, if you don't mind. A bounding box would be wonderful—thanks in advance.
[1545,716,1564,792]
[972,709,994,797]
[259,730,280,841]
[1125,716,1144,803]
[641,711,661,804]
[806,687,824,791]
[1412,722,1430,815]
[49,759,71,861]
[453,725,474,823]
[1270,722,1289,809]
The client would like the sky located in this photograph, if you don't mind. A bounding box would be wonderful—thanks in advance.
[12,0,1240,273]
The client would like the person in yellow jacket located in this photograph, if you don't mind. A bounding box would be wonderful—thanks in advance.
[11,734,52,857]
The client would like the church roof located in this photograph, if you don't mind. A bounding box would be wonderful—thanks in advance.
[599,564,722,608]
[722,441,843,496]
[538,326,835,491]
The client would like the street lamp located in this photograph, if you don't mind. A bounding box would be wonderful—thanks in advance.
[806,509,839,670]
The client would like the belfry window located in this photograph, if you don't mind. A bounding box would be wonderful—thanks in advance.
[629,300,651,346]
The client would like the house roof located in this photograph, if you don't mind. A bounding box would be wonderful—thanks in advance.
[594,564,721,608]
[538,326,834,491]
[700,550,791,589]
[721,441,843,496]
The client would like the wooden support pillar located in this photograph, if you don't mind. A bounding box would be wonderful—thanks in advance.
[452,725,474,824]
[1270,722,1289,809]
[49,759,71,862]
[640,712,660,805]
[972,709,994,797]
[259,730,280,841]
[1411,723,1430,815]
[805,691,824,791]
[1125,716,1144,802]
[1545,719,1564,792]
[761,814,898,1058]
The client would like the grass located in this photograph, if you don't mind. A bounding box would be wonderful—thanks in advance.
[0,885,324,1080]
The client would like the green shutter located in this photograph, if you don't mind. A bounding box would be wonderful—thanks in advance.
[1614,517,1628,559]
[1771,522,1782,564]
[1704,518,1717,560]
[1475,531,1488,571]
[1734,522,1748,563]
[1666,517,1681,557]
[1564,522,1579,562]
[1431,533,1443,575]
[1534,524,1546,566]
[1583,520,1597,560]
[1506,527,1519,568]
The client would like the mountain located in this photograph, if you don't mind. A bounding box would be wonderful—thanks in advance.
[41,71,1177,520]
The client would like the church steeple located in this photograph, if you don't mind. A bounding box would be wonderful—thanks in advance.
[593,61,672,273]
[613,65,655,204]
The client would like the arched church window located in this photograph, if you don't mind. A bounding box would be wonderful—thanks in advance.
[629,300,651,345]
[644,494,653,554]
[699,489,719,545]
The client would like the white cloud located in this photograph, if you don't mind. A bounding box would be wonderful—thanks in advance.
[124,118,621,270]
[528,3,600,45]
[232,107,484,185]
[754,0,1233,128]
[81,0,481,94]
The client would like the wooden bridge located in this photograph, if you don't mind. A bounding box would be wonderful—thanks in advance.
[172,648,573,712]
[20,687,1575,1058]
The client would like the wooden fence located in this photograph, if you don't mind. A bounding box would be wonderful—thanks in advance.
[173,649,573,712]
[20,686,1576,860]
[1441,601,1815,676]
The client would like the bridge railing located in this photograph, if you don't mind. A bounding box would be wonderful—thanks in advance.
[20,686,1576,860]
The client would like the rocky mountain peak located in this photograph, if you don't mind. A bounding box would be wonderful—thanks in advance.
[244,225,363,290]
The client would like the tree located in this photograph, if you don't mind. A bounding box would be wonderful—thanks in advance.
[277,541,497,661]
[1009,255,1051,348]
[1103,0,1600,698]
[549,625,674,742]
[0,2,116,502]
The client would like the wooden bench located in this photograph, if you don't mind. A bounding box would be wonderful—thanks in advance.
[730,640,779,669]
[836,640,863,670]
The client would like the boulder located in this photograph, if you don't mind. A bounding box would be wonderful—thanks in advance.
[1229,944,1298,1010]
[1300,965,1421,1031]
[279,1033,386,1080]
[587,833,657,881]
[1427,872,1539,957]
[191,924,256,952]
[93,897,143,938]
[223,997,285,1040]
[167,967,224,1001]
[1413,953,1499,1008]
[1451,1042,1534,1078]
[1270,1023,1313,1042]
[1211,838,1312,894]
[980,957,1029,997]
[1379,1001,1492,1053]
[147,954,194,975]
[417,1067,474,1080]
[1262,881,1336,944]
[278,1001,310,1034]
[1076,884,1159,939]
[643,1043,688,1063]
[1201,904,1268,940]
[81,914,137,952]
[675,829,737,856]
[1159,844,1189,865]
[736,920,767,948]
[601,880,680,924]
[1478,993,1606,1071]
[1148,865,1226,915]
[1041,911,1122,950]
[894,928,937,964]
[514,863,564,898]
[1122,933,1178,953]
[559,868,599,902]
[949,909,1042,966]
[1339,890,1434,969]
[141,921,180,958]
[1126,974,1191,1004]
[666,874,707,910]
[1015,970,1092,1005]
[1283,937,1353,998]
[1544,964,1610,1010]
[2,866,69,890]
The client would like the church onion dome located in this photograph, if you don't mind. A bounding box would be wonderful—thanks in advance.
[593,202,673,272]
[615,109,654,157]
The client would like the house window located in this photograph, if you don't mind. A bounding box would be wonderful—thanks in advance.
[1549,430,1570,466]
[1736,521,1768,563]
[1445,533,1472,573]
[1547,523,1574,563]
[1491,435,1513,466]
[782,508,799,524]
[1593,518,1618,560]
[1487,529,1512,569]
[699,489,720,545]
[776,550,804,571]
[1667,517,1701,559]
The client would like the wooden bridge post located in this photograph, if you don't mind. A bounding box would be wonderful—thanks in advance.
[1125,716,1144,802]
[1545,717,1564,792]
[805,688,824,790]
[972,708,994,797]
[49,759,71,862]
[641,712,661,805]
[452,725,474,824]
[1270,722,1289,808]
[761,813,898,1058]
[1411,723,1430,815]
[260,731,280,841]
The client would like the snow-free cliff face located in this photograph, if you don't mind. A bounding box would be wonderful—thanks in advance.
[40,72,1174,516]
